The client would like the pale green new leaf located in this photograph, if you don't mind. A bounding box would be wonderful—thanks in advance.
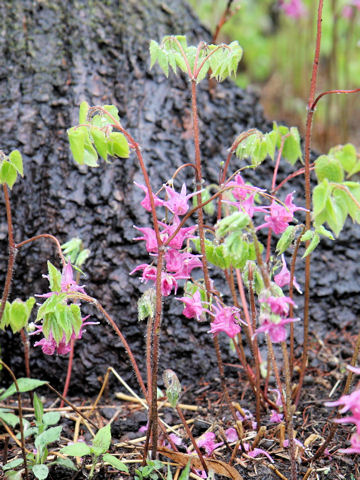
[9,150,23,176]
[302,233,319,258]
[32,464,49,480]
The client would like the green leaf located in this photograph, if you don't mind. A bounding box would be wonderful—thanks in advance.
[107,132,129,158]
[315,225,334,240]
[9,150,23,176]
[103,105,120,124]
[52,457,77,471]
[333,143,357,174]
[33,393,44,423]
[282,127,302,165]
[276,225,296,254]
[75,249,90,267]
[301,230,314,242]
[0,410,19,427]
[92,423,111,455]
[69,304,82,336]
[0,161,17,189]
[32,464,49,480]
[9,300,31,333]
[3,458,24,471]
[334,184,360,223]
[0,378,48,401]
[79,101,90,124]
[35,426,62,451]
[43,412,61,426]
[150,40,161,69]
[61,442,91,457]
[37,294,67,322]
[67,127,87,165]
[302,233,320,258]
[315,155,344,183]
[47,261,62,292]
[179,460,191,480]
[103,454,129,473]
[216,212,249,238]
[83,142,99,167]
[91,128,108,161]
[312,180,331,218]
[324,194,348,237]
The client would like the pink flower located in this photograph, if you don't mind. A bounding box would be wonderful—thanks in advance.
[274,255,302,293]
[339,432,360,454]
[160,218,197,250]
[257,193,305,235]
[225,428,238,443]
[243,443,274,463]
[227,174,249,201]
[165,249,202,277]
[60,263,86,294]
[326,390,360,426]
[279,0,306,19]
[134,181,163,212]
[31,316,94,356]
[38,262,86,298]
[209,301,242,339]
[177,290,205,321]
[255,316,299,343]
[163,184,198,216]
[197,432,223,456]
[270,410,284,423]
[133,226,159,253]
[130,264,178,296]
[261,295,295,316]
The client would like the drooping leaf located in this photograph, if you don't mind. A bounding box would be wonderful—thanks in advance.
[67,126,87,165]
[9,150,23,176]
[0,410,19,428]
[91,128,108,161]
[0,378,48,401]
[107,132,129,158]
[302,233,320,258]
[312,179,331,219]
[0,161,18,189]
[276,225,296,254]
[78,101,90,124]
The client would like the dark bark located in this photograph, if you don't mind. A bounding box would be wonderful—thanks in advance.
[0,0,359,397]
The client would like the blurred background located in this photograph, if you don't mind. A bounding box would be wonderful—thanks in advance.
[188,0,360,152]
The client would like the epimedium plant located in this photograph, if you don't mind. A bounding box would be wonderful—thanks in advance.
[2,4,360,478]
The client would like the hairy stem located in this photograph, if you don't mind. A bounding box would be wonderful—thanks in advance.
[296,0,324,408]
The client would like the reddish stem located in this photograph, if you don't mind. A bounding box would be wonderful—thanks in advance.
[296,0,324,408]
[60,338,75,408]
[16,233,66,267]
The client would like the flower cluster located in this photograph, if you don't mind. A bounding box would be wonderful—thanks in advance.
[131,183,202,297]
[255,291,299,343]
[31,315,93,356]
[326,366,360,454]
[31,262,95,356]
